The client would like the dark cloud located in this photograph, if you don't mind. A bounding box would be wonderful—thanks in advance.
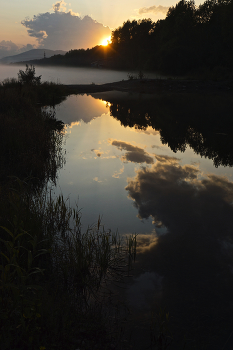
[127,271,163,310]
[110,140,154,164]
[0,41,35,59]
[138,5,169,15]
[27,30,48,40]
[125,156,233,236]
[125,156,233,347]
[21,6,111,50]
[154,154,180,163]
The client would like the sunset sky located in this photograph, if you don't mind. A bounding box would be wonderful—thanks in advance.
[0,0,203,58]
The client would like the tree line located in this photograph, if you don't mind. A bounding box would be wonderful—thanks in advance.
[33,0,233,76]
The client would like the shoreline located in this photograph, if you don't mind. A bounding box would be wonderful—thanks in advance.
[65,78,233,94]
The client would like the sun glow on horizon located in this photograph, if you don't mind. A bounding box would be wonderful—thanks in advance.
[101,36,111,46]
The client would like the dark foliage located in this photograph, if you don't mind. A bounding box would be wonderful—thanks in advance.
[0,77,67,186]
[109,0,233,75]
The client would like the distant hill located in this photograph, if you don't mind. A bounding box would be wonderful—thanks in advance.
[0,49,67,64]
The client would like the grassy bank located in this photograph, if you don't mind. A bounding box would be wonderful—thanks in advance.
[0,67,137,350]
[0,71,67,185]
[0,181,136,350]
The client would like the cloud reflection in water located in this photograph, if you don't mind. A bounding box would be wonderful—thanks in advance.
[126,154,233,236]
[109,139,154,164]
[125,154,233,346]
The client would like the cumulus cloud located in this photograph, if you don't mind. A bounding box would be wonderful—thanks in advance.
[134,233,158,254]
[21,4,111,50]
[55,95,108,125]
[53,1,67,12]
[0,41,35,59]
[126,156,233,334]
[109,140,154,164]
[125,155,233,237]
[138,5,169,15]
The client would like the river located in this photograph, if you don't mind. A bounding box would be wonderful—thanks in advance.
[52,88,233,349]
[2,64,233,349]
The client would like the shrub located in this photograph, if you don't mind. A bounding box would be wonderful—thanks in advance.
[18,64,41,86]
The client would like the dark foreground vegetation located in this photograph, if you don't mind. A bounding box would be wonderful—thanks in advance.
[0,67,66,186]
[27,0,233,77]
[0,67,137,350]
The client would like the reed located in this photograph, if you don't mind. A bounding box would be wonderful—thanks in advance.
[0,179,136,349]
[0,67,137,349]
[150,307,173,350]
[0,76,66,185]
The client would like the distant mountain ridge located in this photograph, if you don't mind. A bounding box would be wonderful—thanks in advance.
[0,49,67,64]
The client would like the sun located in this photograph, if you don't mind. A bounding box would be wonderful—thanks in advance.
[101,36,111,46]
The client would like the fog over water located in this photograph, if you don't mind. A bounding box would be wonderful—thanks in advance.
[0,64,161,84]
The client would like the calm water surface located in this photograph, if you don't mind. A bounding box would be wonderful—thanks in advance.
[2,62,233,348]
[51,90,233,349]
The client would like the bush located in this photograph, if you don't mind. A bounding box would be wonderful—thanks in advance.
[18,64,41,85]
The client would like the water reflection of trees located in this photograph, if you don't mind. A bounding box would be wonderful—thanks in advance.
[109,93,233,167]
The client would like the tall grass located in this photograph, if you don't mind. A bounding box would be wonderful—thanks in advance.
[0,78,66,186]
[0,179,137,349]
[0,71,137,349]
